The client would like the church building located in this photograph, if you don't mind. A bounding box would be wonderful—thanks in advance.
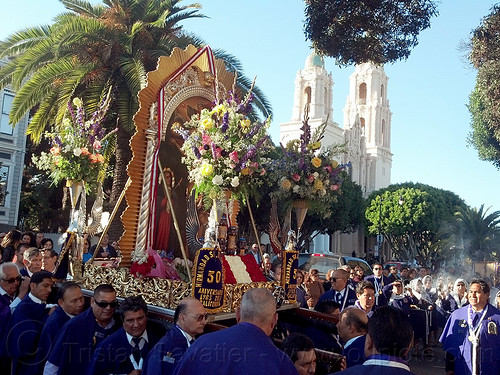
[280,53,393,258]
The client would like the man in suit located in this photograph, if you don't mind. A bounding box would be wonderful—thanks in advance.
[364,263,391,308]
[0,262,30,312]
[282,333,317,375]
[333,306,415,375]
[440,279,500,375]
[44,284,120,375]
[3,270,54,375]
[36,282,85,372]
[143,297,207,375]
[88,296,163,375]
[173,288,298,375]
[20,247,42,277]
[89,233,117,258]
[318,269,357,311]
[336,307,368,368]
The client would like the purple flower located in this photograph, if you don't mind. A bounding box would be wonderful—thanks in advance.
[211,142,218,160]
[193,146,201,159]
[221,112,229,133]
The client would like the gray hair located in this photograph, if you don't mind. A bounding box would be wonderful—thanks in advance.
[0,262,20,279]
[240,288,276,324]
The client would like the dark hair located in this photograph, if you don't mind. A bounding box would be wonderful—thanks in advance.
[372,262,382,268]
[57,281,81,300]
[356,280,375,295]
[16,243,31,254]
[41,238,54,247]
[470,279,490,294]
[119,296,147,319]
[30,270,53,285]
[21,231,37,247]
[94,284,115,298]
[1,229,22,248]
[315,300,341,314]
[174,300,190,323]
[368,306,413,357]
[282,332,315,363]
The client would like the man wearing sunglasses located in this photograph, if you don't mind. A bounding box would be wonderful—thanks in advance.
[88,296,163,375]
[364,263,391,308]
[144,297,207,375]
[317,269,357,311]
[0,262,30,311]
[44,284,120,375]
[3,270,54,375]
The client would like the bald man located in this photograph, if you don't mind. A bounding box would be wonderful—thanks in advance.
[173,288,298,375]
[337,307,368,368]
[318,269,357,310]
[143,298,207,375]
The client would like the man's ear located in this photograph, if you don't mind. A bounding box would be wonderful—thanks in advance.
[364,333,374,356]
[235,306,241,323]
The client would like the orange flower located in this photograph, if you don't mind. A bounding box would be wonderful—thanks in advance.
[50,146,60,156]
[80,147,90,155]
[89,154,99,163]
[96,154,104,163]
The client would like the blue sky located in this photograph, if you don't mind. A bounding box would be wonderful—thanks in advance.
[1,0,500,212]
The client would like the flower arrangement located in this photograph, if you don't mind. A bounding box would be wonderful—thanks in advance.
[32,89,116,187]
[269,118,349,218]
[175,90,271,202]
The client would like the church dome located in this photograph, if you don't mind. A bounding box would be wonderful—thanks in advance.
[305,51,324,68]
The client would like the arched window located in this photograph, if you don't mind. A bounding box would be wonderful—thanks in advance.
[360,117,366,136]
[380,84,385,103]
[304,86,311,109]
[358,83,367,104]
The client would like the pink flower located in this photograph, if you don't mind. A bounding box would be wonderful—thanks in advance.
[331,184,339,191]
[324,165,332,173]
[260,168,266,176]
[229,151,239,163]
[93,140,102,150]
[307,175,315,183]
[215,147,222,158]
[292,173,301,182]
[202,134,212,145]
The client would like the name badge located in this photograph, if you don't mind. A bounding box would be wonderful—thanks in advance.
[162,352,175,364]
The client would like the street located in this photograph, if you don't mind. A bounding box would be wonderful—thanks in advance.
[408,344,446,375]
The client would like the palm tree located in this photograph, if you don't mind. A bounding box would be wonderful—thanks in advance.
[0,0,271,237]
[455,204,500,261]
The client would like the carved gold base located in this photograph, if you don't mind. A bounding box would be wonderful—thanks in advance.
[82,264,284,312]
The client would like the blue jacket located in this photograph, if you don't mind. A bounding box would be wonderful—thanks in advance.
[3,295,50,375]
[318,284,357,310]
[364,275,391,307]
[343,335,366,368]
[87,325,162,375]
[48,306,120,375]
[143,325,189,375]
[333,354,415,375]
[173,322,298,375]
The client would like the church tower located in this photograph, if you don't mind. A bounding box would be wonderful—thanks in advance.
[343,63,392,195]
[280,52,343,146]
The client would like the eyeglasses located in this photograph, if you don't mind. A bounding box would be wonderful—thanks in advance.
[94,300,119,308]
[186,313,208,322]
[2,276,23,284]
[373,267,382,270]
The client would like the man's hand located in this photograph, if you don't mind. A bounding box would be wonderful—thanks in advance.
[18,276,30,299]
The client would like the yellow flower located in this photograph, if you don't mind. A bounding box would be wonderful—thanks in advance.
[241,167,251,176]
[209,189,218,199]
[312,157,322,168]
[210,104,225,116]
[331,160,339,168]
[200,162,214,176]
[240,119,251,131]
[201,118,213,130]
[281,179,292,190]
[72,97,83,108]
[307,142,321,150]
[314,180,324,190]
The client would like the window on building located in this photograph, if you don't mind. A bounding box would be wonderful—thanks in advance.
[360,117,366,136]
[0,93,14,135]
[358,83,367,104]
[0,165,9,206]
[304,86,311,109]
[382,119,386,146]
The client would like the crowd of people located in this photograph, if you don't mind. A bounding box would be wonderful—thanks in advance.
[1,231,500,375]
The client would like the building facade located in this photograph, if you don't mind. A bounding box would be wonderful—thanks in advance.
[0,59,29,230]
[280,53,393,257]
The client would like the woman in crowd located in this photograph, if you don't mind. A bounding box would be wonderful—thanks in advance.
[21,231,36,247]
[304,269,324,309]
[1,229,22,262]
[295,270,308,308]
[41,238,54,251]
[448,278,468,311]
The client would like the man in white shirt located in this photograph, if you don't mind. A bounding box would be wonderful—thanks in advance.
[337,307,368,368]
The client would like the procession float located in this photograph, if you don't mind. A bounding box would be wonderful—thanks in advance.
[40,45,348,320]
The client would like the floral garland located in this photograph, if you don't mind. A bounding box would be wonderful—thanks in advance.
[33,88,116,187]
[268,118,349,218]
[175,90,271,202]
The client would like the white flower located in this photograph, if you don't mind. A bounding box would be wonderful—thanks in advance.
[73,148,82,157]
[212,175,223,185]
[230,176,240,187]
[319,189,327,196]
[93,140,102,150]
[293,185,300,193]
[313,172,319,178]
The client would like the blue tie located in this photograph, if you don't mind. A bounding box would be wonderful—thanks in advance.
[132,337,142,362]
[336,292,342,303]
